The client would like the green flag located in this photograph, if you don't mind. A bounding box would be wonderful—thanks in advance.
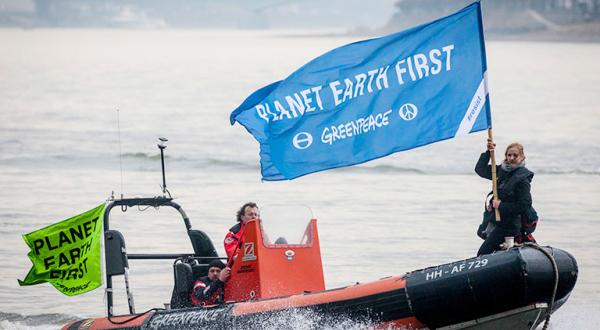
[19,204,106,296]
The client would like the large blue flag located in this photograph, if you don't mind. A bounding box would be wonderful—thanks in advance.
[231,2,491,181]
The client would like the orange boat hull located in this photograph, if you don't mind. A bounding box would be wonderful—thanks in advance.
[63,275,422,329]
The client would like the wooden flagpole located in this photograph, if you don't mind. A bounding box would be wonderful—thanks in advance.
[487,128,501,221]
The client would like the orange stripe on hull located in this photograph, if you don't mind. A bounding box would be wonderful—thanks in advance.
[233,275,407,316]
[62,313,152,330]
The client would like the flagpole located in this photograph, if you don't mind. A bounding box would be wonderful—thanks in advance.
[487,128,501,222]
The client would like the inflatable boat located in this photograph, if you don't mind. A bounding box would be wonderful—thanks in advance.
[62,196,577,330]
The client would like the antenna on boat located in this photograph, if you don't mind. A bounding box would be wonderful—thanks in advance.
[157,137,170,197]
[116,109,125,203]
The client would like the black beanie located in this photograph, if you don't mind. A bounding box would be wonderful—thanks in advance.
[208,259,225,270]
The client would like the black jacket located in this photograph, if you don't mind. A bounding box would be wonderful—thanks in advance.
[192,276,225,305]
[475,151,534,230]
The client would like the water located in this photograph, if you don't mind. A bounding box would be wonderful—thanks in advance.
[0,29,599,329]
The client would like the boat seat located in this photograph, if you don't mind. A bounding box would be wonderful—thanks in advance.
[170,261,194,309]
[105,230,129,276]
[188,229,218,257]
[170,229,220,309]
[192,263,208,279]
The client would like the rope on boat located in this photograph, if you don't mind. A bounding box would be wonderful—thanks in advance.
[523,243,559,330]
[107,307,161,325]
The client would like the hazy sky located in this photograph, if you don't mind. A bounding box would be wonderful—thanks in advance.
[0,0,399,30]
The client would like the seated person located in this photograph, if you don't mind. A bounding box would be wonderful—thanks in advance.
[190,259,231,306]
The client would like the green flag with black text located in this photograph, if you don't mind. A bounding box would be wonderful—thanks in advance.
[18,204,105,296]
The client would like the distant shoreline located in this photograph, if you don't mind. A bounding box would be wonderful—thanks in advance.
[481,19,600,43]
[1,25,598,44]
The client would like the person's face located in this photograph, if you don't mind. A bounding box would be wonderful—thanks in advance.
[241,206,259,224]
[207,266,222,281]
[505,147,523,165]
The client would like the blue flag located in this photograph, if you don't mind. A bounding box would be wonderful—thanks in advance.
[231,2,491,181]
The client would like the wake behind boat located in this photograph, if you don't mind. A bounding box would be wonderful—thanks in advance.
[62,194,577,330]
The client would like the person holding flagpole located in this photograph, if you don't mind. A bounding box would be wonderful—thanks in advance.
[224,202,259,260]
[475,139,534,256]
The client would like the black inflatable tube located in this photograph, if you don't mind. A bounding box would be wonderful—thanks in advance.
[405,246,578,328]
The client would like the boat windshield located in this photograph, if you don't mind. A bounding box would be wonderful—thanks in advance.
[258,204,315,246]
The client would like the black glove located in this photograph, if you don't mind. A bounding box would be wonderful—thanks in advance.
[477,224,487,240]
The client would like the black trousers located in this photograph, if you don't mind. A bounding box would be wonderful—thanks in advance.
[477,226,520,256]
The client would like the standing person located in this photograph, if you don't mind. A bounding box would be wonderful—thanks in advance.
[190,259,231,306]
[224,202,259,260]
[475,139,534,256]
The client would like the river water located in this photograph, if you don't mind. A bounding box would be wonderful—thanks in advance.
[0,29,599,329]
